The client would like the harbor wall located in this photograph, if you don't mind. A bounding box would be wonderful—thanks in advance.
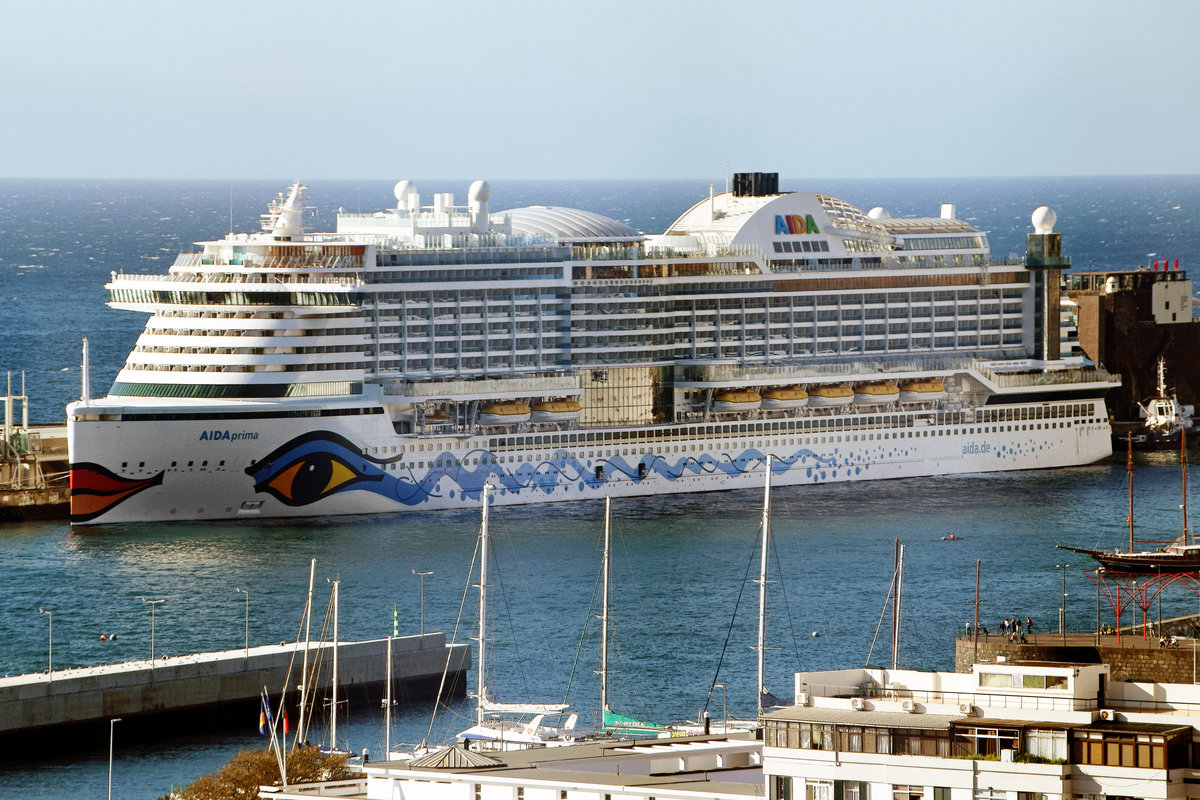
[955,633,1200,684]
[0,633,469,736]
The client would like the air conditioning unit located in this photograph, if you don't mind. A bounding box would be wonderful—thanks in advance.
[958,703,974,716]
[850,697,865,710]
[796,692,810,707]
[1098,709,1113,721]
[901,700,916,712]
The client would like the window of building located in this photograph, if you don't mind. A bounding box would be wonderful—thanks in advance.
[893,786,923,800]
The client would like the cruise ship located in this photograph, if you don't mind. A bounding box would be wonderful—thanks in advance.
[67,173,1117,524]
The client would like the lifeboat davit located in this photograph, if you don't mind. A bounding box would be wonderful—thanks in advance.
[900,379,947,404]
[761,387,809,410]
[854,382,900,406]
[478,402,531,426]
[807,384,854,409]
[713,390,762,413]
[424,408,452,424]
[531,399,582,423]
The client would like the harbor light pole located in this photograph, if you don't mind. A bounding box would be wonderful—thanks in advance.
[1056,563,1069,642]
[141,597,165,665]
[236,587,250,657]
[108,717,121,800]
[412,569,433,636]
[38,608,51,681]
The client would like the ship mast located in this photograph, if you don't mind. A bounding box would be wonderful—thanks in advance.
[1127,436,1134,553]
[1183,428,1190,544]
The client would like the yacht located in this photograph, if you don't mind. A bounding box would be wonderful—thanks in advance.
[68,174,1117,524]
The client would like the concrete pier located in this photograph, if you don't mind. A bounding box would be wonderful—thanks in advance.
[0,633,469,741]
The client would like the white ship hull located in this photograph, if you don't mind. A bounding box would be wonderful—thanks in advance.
[69,399,1113,524]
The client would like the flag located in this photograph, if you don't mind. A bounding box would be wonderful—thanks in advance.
[259,692,274,735]
[283,708,290,735]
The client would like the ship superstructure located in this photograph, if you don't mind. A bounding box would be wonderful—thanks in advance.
[68,174,1117,523]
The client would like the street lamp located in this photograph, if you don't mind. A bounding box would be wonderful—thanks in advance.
[412,569,433,636]
[1055,563,1070,643]
[109,717,121,800]
[235,587,250,657]
[141,597,166,665]
[713,682,727,734]
[38,608,51,681]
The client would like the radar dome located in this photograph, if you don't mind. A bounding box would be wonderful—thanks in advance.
[1032,205,1056,234]
[867,206,890,219]
[393,180,415,202]
[468,180,492,203]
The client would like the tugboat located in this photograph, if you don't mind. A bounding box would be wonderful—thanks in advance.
[1115,358,1198,449]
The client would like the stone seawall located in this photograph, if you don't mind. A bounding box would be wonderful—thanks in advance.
[955,633,1200,683]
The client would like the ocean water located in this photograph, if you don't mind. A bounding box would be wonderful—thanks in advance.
[1,176,1199,798]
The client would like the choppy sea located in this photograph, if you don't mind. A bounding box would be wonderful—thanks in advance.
[1,176,1199,798]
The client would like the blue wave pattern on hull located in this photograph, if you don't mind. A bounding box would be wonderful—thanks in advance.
[242,431,930,508]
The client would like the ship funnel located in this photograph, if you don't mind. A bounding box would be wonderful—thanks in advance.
[468,180,491,233]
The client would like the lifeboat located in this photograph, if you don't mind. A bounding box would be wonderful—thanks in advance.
[712,390,762,413]
[854,382,900,406]
[900,379,947,404]
[807,384,854,409]
[761,387,809,410]
[424,407,452,424]
[478,402,531,426]
[531,399,583,423]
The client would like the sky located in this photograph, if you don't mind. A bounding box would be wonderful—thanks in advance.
[1,0,1197,181]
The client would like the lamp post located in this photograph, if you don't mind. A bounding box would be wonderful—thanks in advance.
[1055,563,1069,643]
[713,682,727,734]
[235,587,249,657]
[141,597,165,664]
[38,608,51,681]
[108,717,121,800]
[412,569,433,636]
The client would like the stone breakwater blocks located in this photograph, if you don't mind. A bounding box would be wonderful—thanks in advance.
[0,633,470,733]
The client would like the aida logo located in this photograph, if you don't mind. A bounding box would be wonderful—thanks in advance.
[775,214,820,235]
[199,430,259,442]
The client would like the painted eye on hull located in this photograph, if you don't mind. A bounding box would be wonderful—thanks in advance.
[257,452,372,506]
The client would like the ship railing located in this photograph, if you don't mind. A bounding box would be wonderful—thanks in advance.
[110,271,364,287]
[674,355,980,384]
[173,252,365,269]
[378,374,581,400]
[859,686,1096,713]
[973,361,1120,387]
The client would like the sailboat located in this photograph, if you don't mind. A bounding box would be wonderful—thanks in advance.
[1059,432,1200,573]
[597,496,672,737]
[455,483,579,751]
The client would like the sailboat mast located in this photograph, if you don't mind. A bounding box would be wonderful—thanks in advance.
[1183,428,1190,543]
[477,484,491,727]
[330,578,340,751]
[385,633,393,756]
[892,542,904,670]
[601,496,611,715]
[1128,436,1135,552]
[756,455,772,720]
[297,557,316,748]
